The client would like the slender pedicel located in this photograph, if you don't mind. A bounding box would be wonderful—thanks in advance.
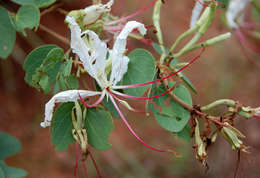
[74,143,79,178]
[110,84,175,100]
[113,49,204,89]
[106,0,157,25]
[78,91,106,108]
[109,94,169,153]
[89,151,102,178]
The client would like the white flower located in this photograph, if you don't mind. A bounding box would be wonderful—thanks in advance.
[41,17,146,128]
[226,0,252,29]
[83,0,114,25]
[190,0,205,28]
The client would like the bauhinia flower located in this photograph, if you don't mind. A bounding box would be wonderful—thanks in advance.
[226,0,252,29]
[41,16,202,153]
[226,0,260,64]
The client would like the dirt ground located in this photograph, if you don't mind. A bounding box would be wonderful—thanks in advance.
[0,0,260,178]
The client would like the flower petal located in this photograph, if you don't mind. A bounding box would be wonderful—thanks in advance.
[66,16,108,88]
[83,0,114,25]
[110,21,147,85]
[41,90,101,128]
[226,0,251,29]
[190,0,204,28]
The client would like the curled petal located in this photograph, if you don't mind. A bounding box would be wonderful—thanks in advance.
[190,0,204,28]
[41,90,101,128]
[226,0,251,29]
[110,21,147,85]
[83,0,114,25]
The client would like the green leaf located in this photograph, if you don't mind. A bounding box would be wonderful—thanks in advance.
[0,132,21,160]
[0,7,16,59]
[152,84,192,132]
[102,98,120,119]
[39,74,50,93]
[0,161,27,178]
[122,49,156,96]
[66,75,79,89]
[23,44,57,86]
[46,47,64,62]
[15,4,40,35]
[51,102,75,151]
[11,0,56,8]
[173,125,191,142]
[85,107,114,150]
[63,59,73,77]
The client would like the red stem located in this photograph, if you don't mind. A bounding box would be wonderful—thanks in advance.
[89,151,103,178]
[78,91,105,108]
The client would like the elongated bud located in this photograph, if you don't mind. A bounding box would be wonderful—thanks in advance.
[194,119,207,166]
[221,122,245,150]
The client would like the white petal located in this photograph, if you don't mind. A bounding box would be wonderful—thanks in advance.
[226,0,251,29]
[82,30,108,87]
[83,0,114,25]
[66,17,108,88]
[41,90,101,128]
[110,21,146,85]
[190,0,204,28]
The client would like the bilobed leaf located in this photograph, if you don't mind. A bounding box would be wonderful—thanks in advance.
[152,83,192,132]
[11,0,56,8]
[16,4,40,35]
[0,161,27,178]
[63,59,73,77]
[23,44,57,86]
[0,7,16,59]
[85,107,114,150]
[46,47,64,62]
[39,74,50,93]
[122,49,156,96]
[0,132,21,160]
[51,102,75,151]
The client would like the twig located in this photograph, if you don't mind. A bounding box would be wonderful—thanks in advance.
[38,24,70,46]
[40,2,64,16]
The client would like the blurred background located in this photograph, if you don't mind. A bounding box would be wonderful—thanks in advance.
[0,0,260,177]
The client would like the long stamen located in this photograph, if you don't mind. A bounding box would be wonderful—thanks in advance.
[110,84,175,100]
[89,151,102,178]
[113,49,204,90]
[109,94,170,153]
[106,0,157,25]
[107,90,147,114]
[81,161,88,178]
[78,91,106,108]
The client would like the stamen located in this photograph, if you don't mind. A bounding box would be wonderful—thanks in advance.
[109,85,175,100]
[78,91,106,108]
[106,0,157,25]
[113,49,204,89]
[89,151,103,178]
[81,159,88,178]
[109,94,171,153]
[107,90,147,114]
